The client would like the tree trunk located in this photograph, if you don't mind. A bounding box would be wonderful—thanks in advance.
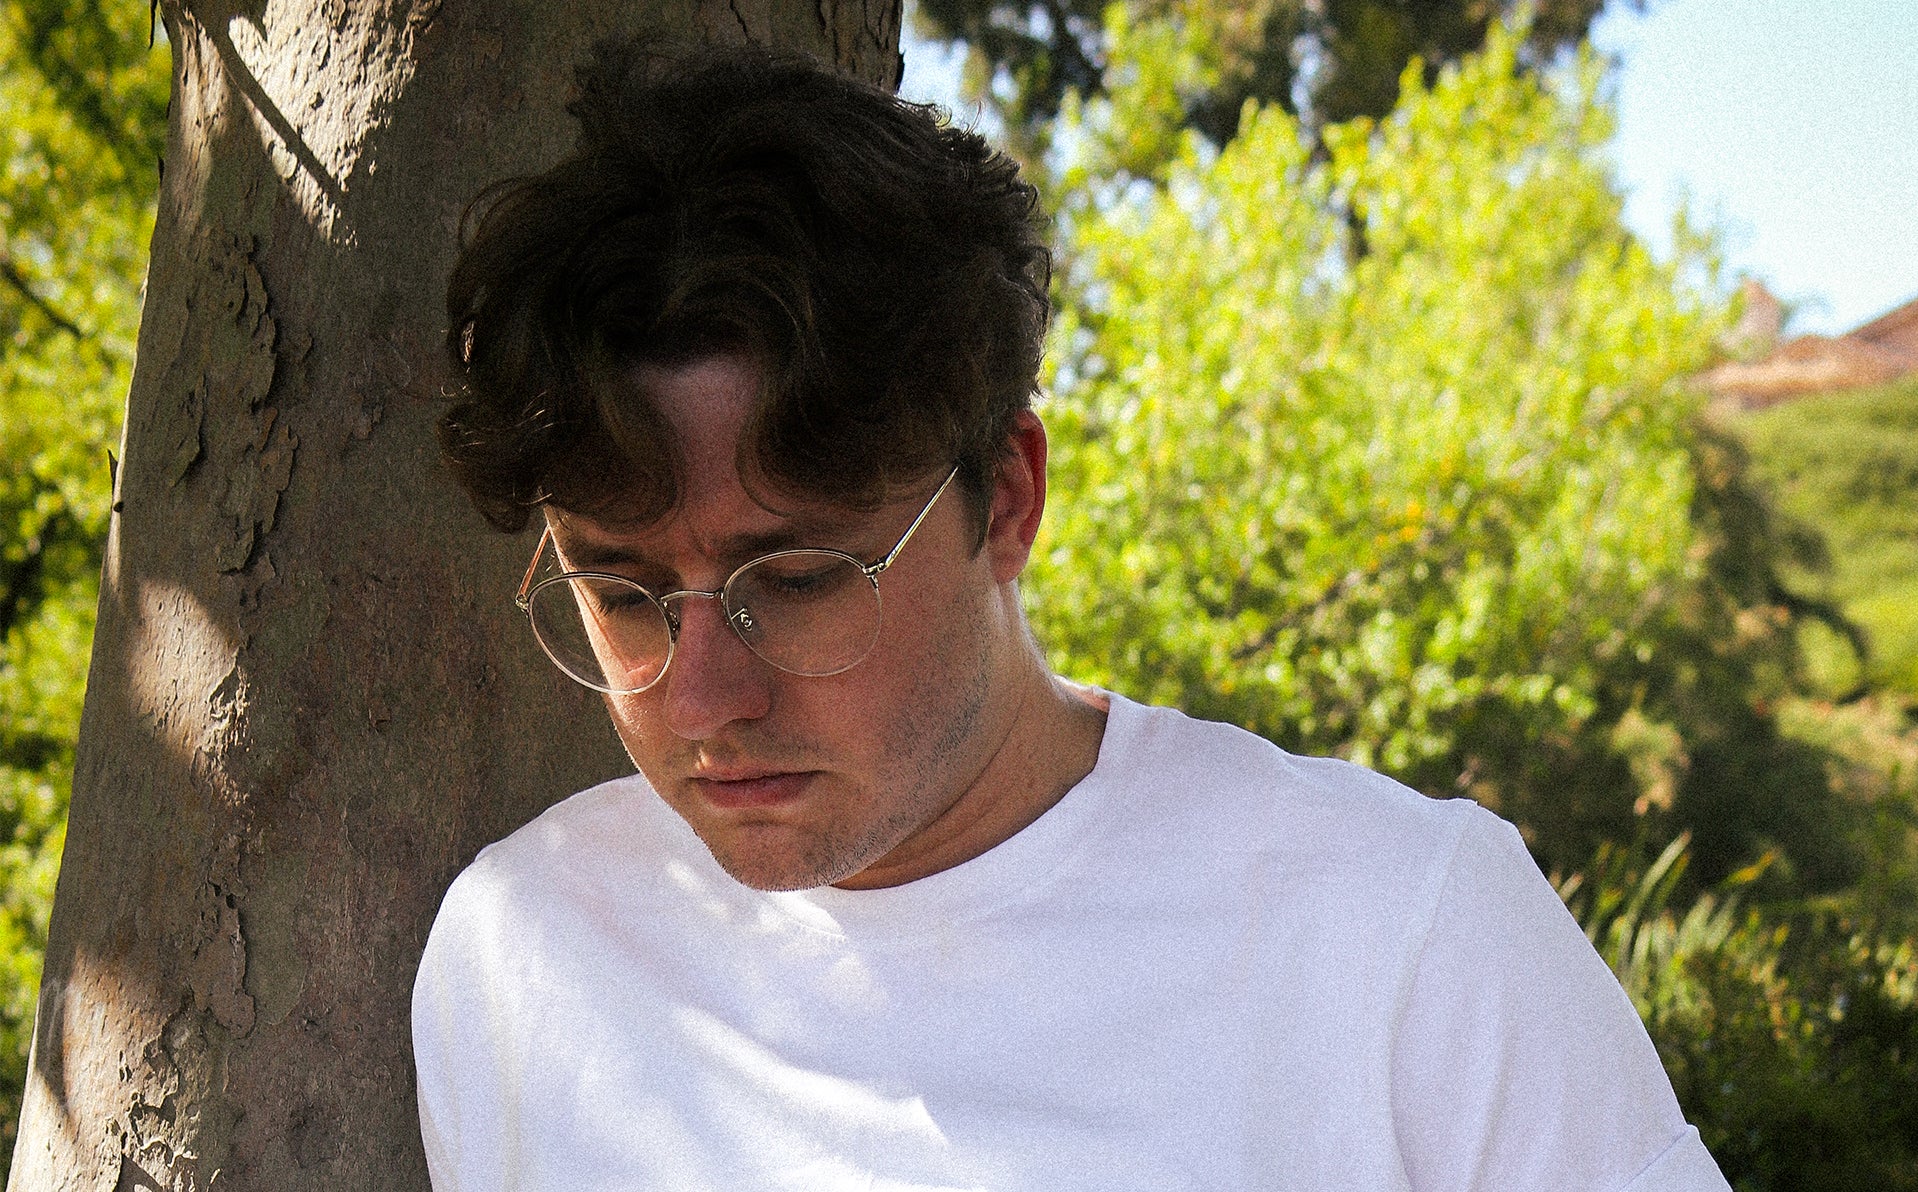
[10,1,900,1187]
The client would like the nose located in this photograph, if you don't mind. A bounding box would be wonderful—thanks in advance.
[658,592,773,740]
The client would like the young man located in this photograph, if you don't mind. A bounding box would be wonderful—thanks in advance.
[413,45,1731,1191]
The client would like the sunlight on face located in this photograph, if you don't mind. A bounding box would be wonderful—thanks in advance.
[571,356,1011,891]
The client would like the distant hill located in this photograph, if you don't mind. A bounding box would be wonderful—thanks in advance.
[1705,288,1918,409]
[1734,375,1918,695]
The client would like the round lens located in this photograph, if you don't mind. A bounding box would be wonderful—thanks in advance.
[527,575,674,693]
[724,551,879,676]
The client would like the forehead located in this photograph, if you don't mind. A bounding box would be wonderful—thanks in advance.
[547,488,863,568]
[546,360,855,568]
[548,353,915,570]
[635,355,755,497]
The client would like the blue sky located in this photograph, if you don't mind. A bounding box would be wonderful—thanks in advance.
[900,0,1918,337]
[1593,0,1918,335]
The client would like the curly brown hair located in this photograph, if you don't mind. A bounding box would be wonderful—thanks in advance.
[440,42,1050,539]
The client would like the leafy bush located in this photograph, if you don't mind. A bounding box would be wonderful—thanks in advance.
[1027,16,1843,883]
[1024,16,1918,1182]
[1568,839,1918,1191]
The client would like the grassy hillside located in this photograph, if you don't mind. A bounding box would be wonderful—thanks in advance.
[1735,376,1918,695]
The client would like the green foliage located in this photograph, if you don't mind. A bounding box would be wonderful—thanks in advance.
[1031,17,1918,1182]
[1033,21,1742,875]
[1567,838,1918,1190]
[1774,695,1918,937]
[1622,421,1869,897]
[1737,376,1918,696]
[0,0,166,1167]
[912,0,1631,166]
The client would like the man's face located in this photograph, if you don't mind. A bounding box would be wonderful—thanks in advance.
[545,356,1027,891]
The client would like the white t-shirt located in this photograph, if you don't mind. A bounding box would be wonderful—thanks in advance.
[413,694,1730,1191]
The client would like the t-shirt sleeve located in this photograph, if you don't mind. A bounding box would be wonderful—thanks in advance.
[1388,806,1731,1192]
[412,860,519,1192]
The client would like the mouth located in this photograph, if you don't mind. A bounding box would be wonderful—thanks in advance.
[686,769,816,810]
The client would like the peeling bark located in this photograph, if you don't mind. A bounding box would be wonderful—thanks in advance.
[12,1,901,1188]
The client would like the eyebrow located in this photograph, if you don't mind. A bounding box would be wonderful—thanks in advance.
[552,514,870,577]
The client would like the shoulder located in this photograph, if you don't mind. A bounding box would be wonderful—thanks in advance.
[1108,696,1467,817]
[1057,695,1537,977]
[469,771,659,877]
[421,773,669,958]
[1094,694,1495,886]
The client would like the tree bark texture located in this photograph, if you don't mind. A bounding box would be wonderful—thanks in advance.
[11,1,901,1187]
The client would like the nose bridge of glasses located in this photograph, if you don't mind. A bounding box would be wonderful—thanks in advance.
[658,585,762,645]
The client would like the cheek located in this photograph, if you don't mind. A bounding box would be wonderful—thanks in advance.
[602,690,642,732]
[877,573,998,756]
[601,690,671,766]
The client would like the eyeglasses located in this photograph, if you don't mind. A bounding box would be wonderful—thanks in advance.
[515,467,959,694]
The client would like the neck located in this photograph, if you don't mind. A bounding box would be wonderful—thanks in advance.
[832,622,1108,891]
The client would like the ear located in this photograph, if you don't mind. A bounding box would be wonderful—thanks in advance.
[984,409,1048,584]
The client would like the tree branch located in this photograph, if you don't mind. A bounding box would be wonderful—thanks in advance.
[0,254,86,340]
[0,496,68,641]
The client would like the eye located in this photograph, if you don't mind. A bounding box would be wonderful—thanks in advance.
[760,563,839,595]
[735,552,863,605]
[579,579,655,616]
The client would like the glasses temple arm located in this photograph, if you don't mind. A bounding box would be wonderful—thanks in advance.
[868,465,960,578]
[515,525,553,609]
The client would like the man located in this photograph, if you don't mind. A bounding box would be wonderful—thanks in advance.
[412,44,1731,1191]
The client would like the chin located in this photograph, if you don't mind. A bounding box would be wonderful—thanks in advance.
[700,826,872,892]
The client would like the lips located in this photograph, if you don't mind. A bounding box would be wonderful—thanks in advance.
[687,769,815,810]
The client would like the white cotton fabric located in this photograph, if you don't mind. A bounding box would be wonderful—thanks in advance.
[412,693,1731,1192]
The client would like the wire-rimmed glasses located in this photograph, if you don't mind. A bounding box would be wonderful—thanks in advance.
[515,467,959,694]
